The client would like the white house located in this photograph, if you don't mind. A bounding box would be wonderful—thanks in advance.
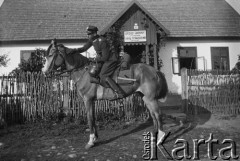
[1,0,240,94]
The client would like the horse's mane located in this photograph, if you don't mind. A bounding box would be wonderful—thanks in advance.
[46,44,53,56]
[57,44,89,69]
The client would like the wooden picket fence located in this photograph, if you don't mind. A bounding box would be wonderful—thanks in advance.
[0,72,148,125]
[182,69,240,115]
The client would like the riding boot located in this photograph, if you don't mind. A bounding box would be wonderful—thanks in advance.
[105,77,126,99]
[90,76,100,84]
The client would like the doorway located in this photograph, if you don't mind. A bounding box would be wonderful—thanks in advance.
[124,45,145,64]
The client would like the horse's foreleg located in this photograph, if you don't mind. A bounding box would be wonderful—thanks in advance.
[84,99,98,149]
[143,97,165,144]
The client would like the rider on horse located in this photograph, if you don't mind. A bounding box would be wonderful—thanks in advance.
[70,25,125,99]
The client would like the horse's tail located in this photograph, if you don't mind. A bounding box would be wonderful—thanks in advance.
[156,71,168,102]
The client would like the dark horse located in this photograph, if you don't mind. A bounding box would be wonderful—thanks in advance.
[42,40,168,149]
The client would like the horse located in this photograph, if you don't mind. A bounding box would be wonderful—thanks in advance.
[42,39,168,149]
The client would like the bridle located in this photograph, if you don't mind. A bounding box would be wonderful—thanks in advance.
[45,45,66,76]
[45,45,90,79]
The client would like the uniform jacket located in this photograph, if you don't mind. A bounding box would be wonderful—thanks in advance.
[77,35,118,63]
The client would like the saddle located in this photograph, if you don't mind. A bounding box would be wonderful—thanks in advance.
[93,55,136,100]
[95,62,136,100]
[113,53,134,85]
[112,62,135,85]
[90,52,134,86]
[89,60,135,85]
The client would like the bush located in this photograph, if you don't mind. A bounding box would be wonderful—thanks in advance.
[10,48,46,75]
[0,53,10,67]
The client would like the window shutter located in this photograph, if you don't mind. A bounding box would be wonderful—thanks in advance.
[172,57,180,74]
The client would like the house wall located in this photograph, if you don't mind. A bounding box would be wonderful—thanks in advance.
[159,39,240,94]
[0,42,96,75]
[1,39,240,95]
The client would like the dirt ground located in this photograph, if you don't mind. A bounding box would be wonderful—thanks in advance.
[0,111,240,161]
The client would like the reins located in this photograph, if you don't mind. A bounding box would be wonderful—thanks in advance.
[46,46,90,83]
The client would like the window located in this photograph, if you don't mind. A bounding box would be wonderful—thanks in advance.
[172,47,198,74]
[20,50,34,63]
[211,47,229,70]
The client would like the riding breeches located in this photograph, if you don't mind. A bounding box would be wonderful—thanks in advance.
[98,61,118,87]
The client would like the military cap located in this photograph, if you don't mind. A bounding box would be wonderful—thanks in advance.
[86,25,98,35]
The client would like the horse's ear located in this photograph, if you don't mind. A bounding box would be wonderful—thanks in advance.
[51,39,57,47]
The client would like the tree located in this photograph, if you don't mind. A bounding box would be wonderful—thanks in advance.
[19,48,46,72]
[105,23,124,60]
[10,48,46,75]
[0,53,10,67]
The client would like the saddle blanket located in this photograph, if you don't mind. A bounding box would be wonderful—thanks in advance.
[97,68,136,100]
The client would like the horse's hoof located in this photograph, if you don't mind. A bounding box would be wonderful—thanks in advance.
[85,143,94,150]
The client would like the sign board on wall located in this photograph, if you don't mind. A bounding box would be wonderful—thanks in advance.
[124,30,146,42]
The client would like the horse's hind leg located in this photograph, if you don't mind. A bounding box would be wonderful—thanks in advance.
[143,97,165,144]
[84,98,98,149]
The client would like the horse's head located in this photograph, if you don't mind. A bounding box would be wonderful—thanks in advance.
[42,39,65,75]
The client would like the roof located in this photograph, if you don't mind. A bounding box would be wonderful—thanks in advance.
[99,0,170,35]
[0,0,240,42]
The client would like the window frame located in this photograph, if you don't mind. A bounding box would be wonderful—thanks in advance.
[172,47,198,75]
[210,47,230,70]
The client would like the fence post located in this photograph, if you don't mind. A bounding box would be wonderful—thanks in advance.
[0,75,5,127]
[62,76,69,116]
[181,68,188,113]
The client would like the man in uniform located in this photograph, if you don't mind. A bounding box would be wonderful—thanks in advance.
[70,25,125,99]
